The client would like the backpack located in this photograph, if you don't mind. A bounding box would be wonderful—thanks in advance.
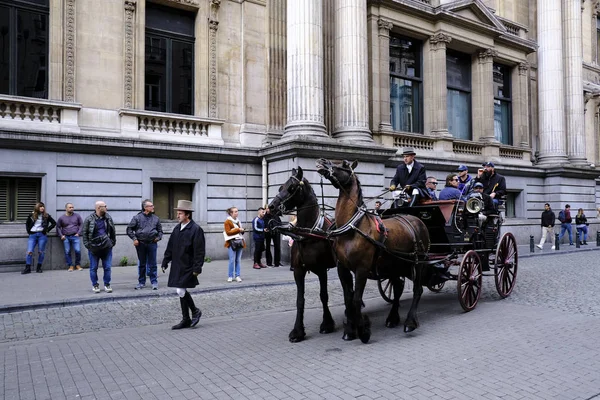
[558,210,565,223]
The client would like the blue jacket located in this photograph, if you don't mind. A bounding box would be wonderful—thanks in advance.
[439,187,462,200]
[252,216,265,241]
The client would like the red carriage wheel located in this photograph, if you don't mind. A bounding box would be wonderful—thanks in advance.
[494,232,518,298]
[457,250,483,312]
[377,277,404,304]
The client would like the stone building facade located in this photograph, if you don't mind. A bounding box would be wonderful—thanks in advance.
[0,0,599,270]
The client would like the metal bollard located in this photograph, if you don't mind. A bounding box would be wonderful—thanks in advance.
[597,231,600,246]
[530,235,535,253]
[555,233,560,251]
[576,231,580,248]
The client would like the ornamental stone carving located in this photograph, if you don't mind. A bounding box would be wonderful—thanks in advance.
[477,48,498,62]
[518,62,530,75]
[377,18,393,33]
[165,0,199,7]
[429,32,452,51]
[208,1,221,118]
[63,0,76,102]
[124,0,136,109]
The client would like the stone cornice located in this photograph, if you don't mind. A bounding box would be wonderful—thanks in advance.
[164,0,199,7]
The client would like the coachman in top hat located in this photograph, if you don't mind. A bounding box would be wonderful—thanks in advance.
[389,147,428,207]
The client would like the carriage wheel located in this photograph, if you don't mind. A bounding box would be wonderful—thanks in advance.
[457,250,483,312]
[377,277,405,304]
[494,232,518,298]
[427,282,445,292]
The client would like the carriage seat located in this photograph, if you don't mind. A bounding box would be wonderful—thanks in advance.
[417,199,462,224]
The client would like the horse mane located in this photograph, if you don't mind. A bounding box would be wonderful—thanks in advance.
[353,174,364,207]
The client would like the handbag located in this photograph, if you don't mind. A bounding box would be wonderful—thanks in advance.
[229,238,244,250]
[90,234,112,254]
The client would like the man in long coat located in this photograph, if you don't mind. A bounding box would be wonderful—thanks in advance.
[161,200,205,330]
[389,147,427,207]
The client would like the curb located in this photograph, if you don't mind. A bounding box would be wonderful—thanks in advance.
[519,246,600,259]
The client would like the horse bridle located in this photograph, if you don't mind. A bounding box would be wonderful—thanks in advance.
[319,162,355,189]
[273,176,304,214]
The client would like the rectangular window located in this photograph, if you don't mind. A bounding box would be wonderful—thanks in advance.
[0,0,49,98]
[0,177,41,222]
[505,192,516,218]
[389,35,422,133]
[153,181,194,220]
[493,63,512,145]
[446,51,472,140]
[145,3,195,115]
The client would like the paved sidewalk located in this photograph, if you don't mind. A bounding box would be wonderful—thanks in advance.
[1,243,598,313]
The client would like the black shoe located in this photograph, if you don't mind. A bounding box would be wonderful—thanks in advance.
[569,243,574,246]
[266,263,273,267]
[36,264,43,273]
[289,267,294,271]
[21,265,31,275]
[190,308,202,327]
[275,263,284,267]
[583,241,588,245]
[172,319,192,330]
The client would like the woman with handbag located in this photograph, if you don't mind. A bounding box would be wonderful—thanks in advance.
[224,206,245,282]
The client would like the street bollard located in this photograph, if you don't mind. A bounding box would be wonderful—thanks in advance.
[576,231,580,248]
[555,233,560,251]
[530,235,535,253]
[597,231,600,246]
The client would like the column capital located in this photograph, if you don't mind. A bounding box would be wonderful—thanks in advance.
[518,62,530,75]
[377,18,393,35]
[124,0,136,12]
[429,32,452,51]
[477,48,497,63]
[595,0,600,15]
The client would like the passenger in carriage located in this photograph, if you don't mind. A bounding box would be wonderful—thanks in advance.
[456,165,472,194]
[474,161,506,208]
[438,174,462,200]
[471,183,494,214]
[425,177,438,201]
[389,147,427,207]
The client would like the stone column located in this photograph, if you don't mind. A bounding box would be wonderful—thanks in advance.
[537,0,568,165]
[284,0,327,137]
[515,62,530,147]
[377,18,394,134]
[426,32,452,137]
[474,48,497,143]
[332,0,372,142]
[564,0,587,164]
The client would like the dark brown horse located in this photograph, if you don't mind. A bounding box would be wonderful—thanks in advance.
[316,158,430,343]
[268,167,337,343]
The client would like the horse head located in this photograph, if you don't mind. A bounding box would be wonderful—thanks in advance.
[316,158,358,190]
[268,166,307,216]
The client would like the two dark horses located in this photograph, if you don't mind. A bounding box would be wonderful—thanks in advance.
[270,161,431,344]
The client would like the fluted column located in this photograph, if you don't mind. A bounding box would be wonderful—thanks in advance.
[474,48,497,143]
[564,0,587,164]
[516,62,530,147]
[426,32,452,137]
[333,0,372,142]
[284,0,327,137]
[377,18,394,133]
[537,0,568,165]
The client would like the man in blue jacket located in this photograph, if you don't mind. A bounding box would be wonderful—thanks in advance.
[252,207,267,269]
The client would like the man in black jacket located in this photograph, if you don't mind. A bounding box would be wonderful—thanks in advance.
[474,162,506,209]
[82,201,116,293]
[161,200,204,330]
[127,199,163,290]
[536,203,556,251]
[389,147,427,207]
[263,208,283,267]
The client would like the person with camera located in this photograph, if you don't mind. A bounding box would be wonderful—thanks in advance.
[224,206,245,282]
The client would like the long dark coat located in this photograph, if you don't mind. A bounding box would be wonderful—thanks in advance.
[161,220,205,288]
[390,160,427,196]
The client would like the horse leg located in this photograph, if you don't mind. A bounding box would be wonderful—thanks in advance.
[404,266,423,333]
[353,270,371,344]
[289,266,307,342]
[385,276,402,328]
[317,268,335,334]
[337,266,357,341]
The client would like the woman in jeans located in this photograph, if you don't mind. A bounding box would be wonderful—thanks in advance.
[224,206,245,282]
[575,208,589,245]
[24,202,56,274]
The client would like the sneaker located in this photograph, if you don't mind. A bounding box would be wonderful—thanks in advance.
[134,283,145,290]
[227,277,233,282]
[235,276,242,282]
[75,265,83,271]
[551,245,556,250]
[67,266,75,272]
[535,244,543,250]
[92,285,100,293]
[152,284,158,290]
[104,285,112,293]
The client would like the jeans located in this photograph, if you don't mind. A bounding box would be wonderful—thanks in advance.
[89,249,112,286]
[558,223,573,244]
[265,232,281,266]
[135,242,157,285]
[26,232,48,265]
[576,226,589,242]
[63,235,81,266]
[228,246,243,278]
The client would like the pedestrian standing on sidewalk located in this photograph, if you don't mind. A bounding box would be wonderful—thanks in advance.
[558,204,574,245]
[82,201,116,293]
[23,202,56,274]
[56,203,83,272]
[536,203,556,251]
[224,206,245,282]
[252,207,267,269]
[575,208,589,245]
[127,199,163,290]
[263,207,283,267]
[161,200,204,330]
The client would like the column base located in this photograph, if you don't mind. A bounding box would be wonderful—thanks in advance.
[378,123,394,135]
[536,153,569,166]
[283,122,328,138]
[568,156,589,166]
[333,128,373,143]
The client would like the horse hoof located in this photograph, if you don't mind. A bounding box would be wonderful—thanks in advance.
[319,325,335,334]
[289,335,305,343]
[342,332,357,341]
[385,319,399,328]
[359,331,371,344]
[403,325,416,333]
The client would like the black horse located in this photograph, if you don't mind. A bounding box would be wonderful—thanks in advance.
[268,167,337,343]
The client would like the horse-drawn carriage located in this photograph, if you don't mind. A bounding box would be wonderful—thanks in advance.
[269,159,517,344]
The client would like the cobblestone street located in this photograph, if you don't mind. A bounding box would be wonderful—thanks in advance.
[1,252,600,399]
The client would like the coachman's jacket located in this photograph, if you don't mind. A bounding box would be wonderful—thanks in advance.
[390,160,427,190]
[162,219,205,288]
